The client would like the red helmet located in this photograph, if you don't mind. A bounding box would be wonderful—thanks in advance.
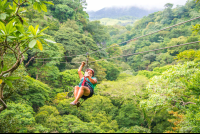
[87,68,94,77]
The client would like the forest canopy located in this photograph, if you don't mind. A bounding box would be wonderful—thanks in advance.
[0,0,200,133]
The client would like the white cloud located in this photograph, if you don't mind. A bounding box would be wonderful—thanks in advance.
[85,0,188,11]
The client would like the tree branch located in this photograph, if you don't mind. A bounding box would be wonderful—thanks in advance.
[0,83,7,111]
[25,54,37,67]
[183,102,196,106]
[13,0,19,6]
[21,47,29,56]
[0,82,6,99]
[0,58,20,77]
[0,98,7,108]
[6,45,18,59]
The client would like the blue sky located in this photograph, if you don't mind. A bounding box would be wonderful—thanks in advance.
[85,0,188,11]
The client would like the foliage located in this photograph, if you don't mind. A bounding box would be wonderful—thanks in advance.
[116,125,151,133]
[0,0,55,112]
[138,65,173,79]
[84,20,110,44]
[1,0,200,133]
[54,26,98,57]
[0,102,35,133]
[97,75,149,103]
[56,95,119,132]
[106,44,123,57]
[35,105,61,132]
[98,60,120,81]
[59,115,104,133]
[115,102,144,128]
[57,69,80,94]
[175,49,200,62]
[12,76,51,112]
[140,61,200,132]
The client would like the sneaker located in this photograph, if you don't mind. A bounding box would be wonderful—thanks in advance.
[76,101,80,107]
[70,101,80,106]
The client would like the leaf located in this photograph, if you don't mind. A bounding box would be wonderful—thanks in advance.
[44,39,56,43]
[16,25,24,33]
[9,5,13,9]
[29,39,37,48]
[35,25,39,35]
[0,79,2,84]
[0,13,7,20]
[6,21,14,34]
[37,3,41,12]
[41,3,47,12]
[43,1,54,5]
[39,26,49,34]
[2,65,7,72]
[29,25,36,35]
[6,77,21,80]
[33,2,38,10]
[36,40,43,51]
[0,21,6,34]
[4,80,13,88]
[40,39,50,47]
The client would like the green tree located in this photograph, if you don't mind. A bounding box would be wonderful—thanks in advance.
[0,102,35,133]
[35,105,61,133]
[47,0,88,26]
[0,0,55,112]
[161,3,174,24]
[140,62,200,132]
[54,26,99,58]
[98,60,120,81]
[115,102,144,128]
[13,76,51,111]
[156,53,174,66]
[84,20,110,45]
[106,44,122,57]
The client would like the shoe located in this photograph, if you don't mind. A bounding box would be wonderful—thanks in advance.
[70,101,80,106]
[76,101,80,107]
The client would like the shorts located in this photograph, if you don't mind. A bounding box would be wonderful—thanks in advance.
[80,82,94,100]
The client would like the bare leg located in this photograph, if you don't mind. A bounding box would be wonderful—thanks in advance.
[74,86,79,99]
[73,86,90,104]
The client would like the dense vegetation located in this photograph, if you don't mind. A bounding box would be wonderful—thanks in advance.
[0,0,200,133]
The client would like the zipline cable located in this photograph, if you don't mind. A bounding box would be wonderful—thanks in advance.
[90,41,200,63]
[36,41,200,64]
[34,16,200,60]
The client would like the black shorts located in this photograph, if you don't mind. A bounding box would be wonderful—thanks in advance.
[81,82,94,100]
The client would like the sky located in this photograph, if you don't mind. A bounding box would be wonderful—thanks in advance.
[84,0,188,11]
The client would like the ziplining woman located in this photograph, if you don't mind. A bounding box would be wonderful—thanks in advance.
[70,61,97,106]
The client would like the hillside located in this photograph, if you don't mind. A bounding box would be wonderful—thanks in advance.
[87,6,160,20]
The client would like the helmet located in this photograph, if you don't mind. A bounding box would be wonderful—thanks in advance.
[87,68,94,77]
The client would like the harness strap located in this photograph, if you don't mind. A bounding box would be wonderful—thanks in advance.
[81,77,86,86]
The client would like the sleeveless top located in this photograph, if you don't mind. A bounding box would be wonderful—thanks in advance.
[79,77,97,89]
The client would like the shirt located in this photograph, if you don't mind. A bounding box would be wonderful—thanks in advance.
[79,77,97,89]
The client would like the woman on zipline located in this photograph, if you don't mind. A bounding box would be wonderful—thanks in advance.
[70,61,97,106]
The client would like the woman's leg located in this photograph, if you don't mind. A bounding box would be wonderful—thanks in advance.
[73,86,90,104]
[74,86,80,99]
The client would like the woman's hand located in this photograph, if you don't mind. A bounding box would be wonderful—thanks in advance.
[81,61,85,67]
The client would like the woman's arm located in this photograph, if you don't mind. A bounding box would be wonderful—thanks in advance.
[87,76,97,84]
[78,62,85,80]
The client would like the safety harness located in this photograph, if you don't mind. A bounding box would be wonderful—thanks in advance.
[77,52,90,108]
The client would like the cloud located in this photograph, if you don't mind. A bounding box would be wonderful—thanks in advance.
[85,0,188,11]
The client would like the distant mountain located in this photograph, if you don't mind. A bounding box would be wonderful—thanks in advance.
[87,6,160,20]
